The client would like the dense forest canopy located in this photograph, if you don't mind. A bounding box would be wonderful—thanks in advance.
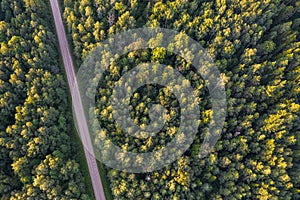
[63,0,300,199]
[0,0,299,199]
[0,0,91,199]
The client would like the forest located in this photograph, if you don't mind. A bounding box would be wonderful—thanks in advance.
[0,0,299,199]
[0,0,91,199]
[62,0,300,199]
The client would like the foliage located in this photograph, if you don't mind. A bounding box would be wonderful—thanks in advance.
[62,0,300,199]
[0,0,90,199]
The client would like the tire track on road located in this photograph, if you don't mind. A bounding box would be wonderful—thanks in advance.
[49,1,106,199]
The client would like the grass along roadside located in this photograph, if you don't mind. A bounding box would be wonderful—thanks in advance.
[51,1,113,199]
[97,161,114,200]
[47,1,95,199]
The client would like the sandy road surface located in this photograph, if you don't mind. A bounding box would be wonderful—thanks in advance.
[49,0,106,199]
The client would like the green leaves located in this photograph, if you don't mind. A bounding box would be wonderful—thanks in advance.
[62,0,300,199]
[0,0,90,198]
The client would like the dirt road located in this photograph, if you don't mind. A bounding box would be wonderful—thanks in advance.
[49,0,106,199]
